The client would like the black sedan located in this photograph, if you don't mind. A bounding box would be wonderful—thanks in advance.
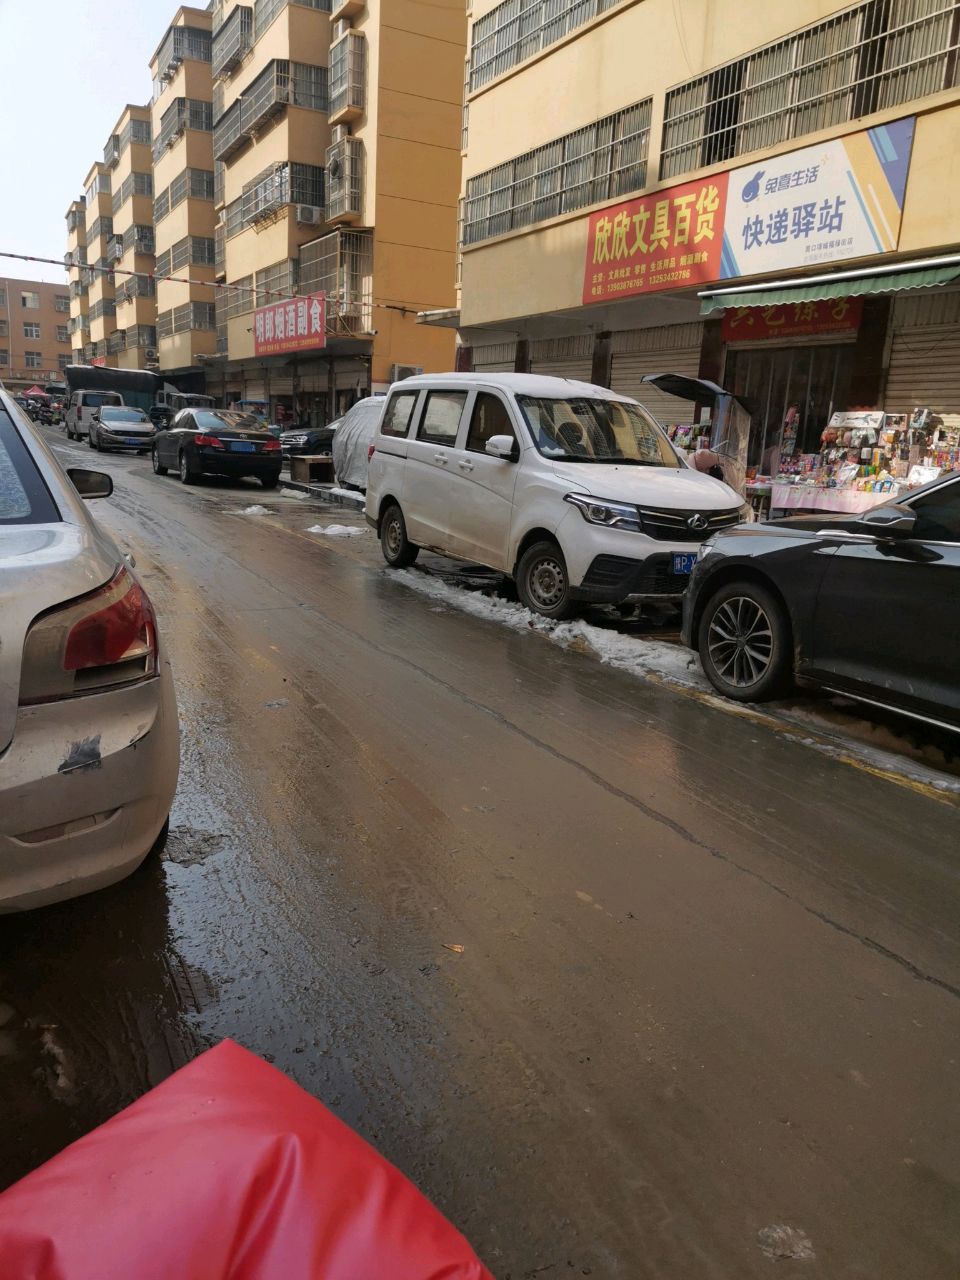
[152,409,282,488]
[682,473,960,731]
[279,424,336,459]
[89,406,155,453]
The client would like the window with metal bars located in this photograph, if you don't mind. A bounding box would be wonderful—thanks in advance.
[128,325,158,348]
[55,295,71,312]
[113,171,154,214]
[107,330,127,354]
[170,236,217,272]
[154,98,213,161]
[155,248,172,280]
[213,4,253,80]
[88,216,114,242]
[469,0,624,91]
[255,259,296,306]
[90,299,118,320]
[298,229,372,332]
[254,0,330,43]
[660,0,960,179]
[157,310,174,338]
[325,137,362,219]
[121,117,152,147]
[121,224,155,256]
[330,31,365,116]
[463,99,652,244]
[221,276,255,318]
[172,302,216,332]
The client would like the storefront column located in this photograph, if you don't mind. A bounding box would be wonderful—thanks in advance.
[590,331,612,388]
[698,318,724,386]
[514,339,530,374]
[327,358,336,425]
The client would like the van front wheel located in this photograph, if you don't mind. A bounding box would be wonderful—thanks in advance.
[380,503,419,568]
[517,540,578,620]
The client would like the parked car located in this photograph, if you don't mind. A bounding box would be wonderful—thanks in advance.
[365,373,747,617]
[89,406,155,453]
[280,423,338,460]
[0,390,179,911]
[332,396,387,490]
[682,473,960,729]
[65,389,125,440]
[152,408,282,488]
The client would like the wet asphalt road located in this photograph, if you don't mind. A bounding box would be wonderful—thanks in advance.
[1,430,959,1278]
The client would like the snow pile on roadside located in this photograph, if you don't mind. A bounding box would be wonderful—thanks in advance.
[241,505,270,515]
[394,569,707,689]
[308,523,365,538]
[329,486,366,505]
[281,487,309,500]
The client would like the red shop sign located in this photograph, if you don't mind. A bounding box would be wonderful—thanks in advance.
[254,292,326,357]
[720,295,863,342]
[582,174,730,305]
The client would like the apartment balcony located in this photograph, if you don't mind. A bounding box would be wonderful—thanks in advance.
[325,134,363,223]
[153,98,213,163]
[213,99,245,162]
[213,60,328,162]
[107,330,128,356]
[156,23,212,84]
[212,4,253,79]
[104,134,121,168]
[109,237,124,264]
[299,227,372,334]
[329,30,365,123]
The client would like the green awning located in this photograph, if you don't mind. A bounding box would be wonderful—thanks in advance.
[699,264,960,315]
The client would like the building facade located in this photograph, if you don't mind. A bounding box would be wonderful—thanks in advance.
[209,0,464,422]
[453,0,960,460]
[151,7,218,372]
[65,200,90,365]
[110,105,159,369]
[0,278,73,393]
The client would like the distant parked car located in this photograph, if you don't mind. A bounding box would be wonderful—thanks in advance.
[89,406,155,453]
[152,408,282,488]
[332,396,386,491]
[280,423,338,459]
[0,389,179,911]
[682,473,960,729]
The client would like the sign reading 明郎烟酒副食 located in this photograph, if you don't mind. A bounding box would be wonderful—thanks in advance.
[253,292,326,357]
[720,116,915,278]
[582,117,916,306]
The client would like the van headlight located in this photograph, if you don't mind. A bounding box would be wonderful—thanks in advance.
[564,493,642,532]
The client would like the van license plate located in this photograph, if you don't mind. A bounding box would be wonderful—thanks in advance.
[231,441,256,452]
[672,552,697,575]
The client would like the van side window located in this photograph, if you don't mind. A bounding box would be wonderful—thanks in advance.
[381,391,419,438]
[417,391,467,446]
[466,393,515,454]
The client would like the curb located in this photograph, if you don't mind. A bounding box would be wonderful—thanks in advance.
[281,478,366,509]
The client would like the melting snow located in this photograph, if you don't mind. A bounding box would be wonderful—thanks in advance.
[241,505,270,515]
[308,523,365,538]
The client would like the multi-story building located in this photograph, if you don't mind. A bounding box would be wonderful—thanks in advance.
[0,277,73,393]
[108,105,159,369]
[210,0,465,422]
[83,161,118,366]
[65,199,90,365]
[151,7,218,372]
[452,0,960,458]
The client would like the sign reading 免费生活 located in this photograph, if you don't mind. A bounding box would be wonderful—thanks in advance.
[253,292,326,357]
[582,175,729,304]
[720,117,916,279]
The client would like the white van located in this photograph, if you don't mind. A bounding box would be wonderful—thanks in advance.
[65,390,125,441]
[366,373,749,619]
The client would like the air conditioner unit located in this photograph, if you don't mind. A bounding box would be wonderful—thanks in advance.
[331,124,350,142]
[145,348,159,360]
[296,204,321,225]
[391,363,423,381]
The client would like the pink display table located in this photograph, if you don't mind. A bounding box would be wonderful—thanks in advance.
[770,484,895,514]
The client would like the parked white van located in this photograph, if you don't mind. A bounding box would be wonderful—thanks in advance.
[366,373,749,619]
[65,390,125,441]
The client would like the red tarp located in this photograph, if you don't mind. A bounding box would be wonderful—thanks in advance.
[22,386,48,397]
[0,1040,494,1280]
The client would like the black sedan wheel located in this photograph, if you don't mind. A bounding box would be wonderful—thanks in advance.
[152,445,167,476]
[179,451,200,485]
[697,581,792,702]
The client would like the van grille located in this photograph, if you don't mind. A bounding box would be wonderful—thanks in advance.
[639,506,741,542]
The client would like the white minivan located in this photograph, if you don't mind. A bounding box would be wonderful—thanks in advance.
[65,390,125,441]
[366,373,749,619]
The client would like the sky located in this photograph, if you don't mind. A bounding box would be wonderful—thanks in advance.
[0,0,182,284]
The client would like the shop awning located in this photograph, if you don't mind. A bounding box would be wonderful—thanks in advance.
[699,255,960,315]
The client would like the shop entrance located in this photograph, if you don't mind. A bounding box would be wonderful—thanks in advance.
[724,344,855,473]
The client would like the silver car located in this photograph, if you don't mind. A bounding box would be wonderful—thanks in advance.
[89,406,156,454]
[0,390,179,911]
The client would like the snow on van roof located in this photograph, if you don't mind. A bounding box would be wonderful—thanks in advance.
[387,372,639,402]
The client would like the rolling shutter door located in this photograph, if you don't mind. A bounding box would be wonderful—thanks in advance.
[473,341,515,373]
[529,335,593,383]
[611,322,704,423]
[884,291,960,414]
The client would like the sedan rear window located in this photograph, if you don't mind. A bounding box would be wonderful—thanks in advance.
[192,410,261,430]
[0,412,58,524]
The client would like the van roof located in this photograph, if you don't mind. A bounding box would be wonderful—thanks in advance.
[387,372,639,403]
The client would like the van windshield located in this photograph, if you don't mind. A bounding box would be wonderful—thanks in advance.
[82,393,123,408]
[516,396,681,468]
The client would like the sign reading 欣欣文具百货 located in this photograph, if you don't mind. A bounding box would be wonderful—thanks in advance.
[720,117,915,279]
[253,292,326,357]
[582,117,916,306]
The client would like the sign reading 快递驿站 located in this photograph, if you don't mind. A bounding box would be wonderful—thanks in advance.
[582,117,916,306]
[253,292,326,357]
[582,175,729,304]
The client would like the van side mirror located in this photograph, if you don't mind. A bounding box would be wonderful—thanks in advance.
[68,468,113,500]
[857,503,916,538]
[485,434,518,461]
